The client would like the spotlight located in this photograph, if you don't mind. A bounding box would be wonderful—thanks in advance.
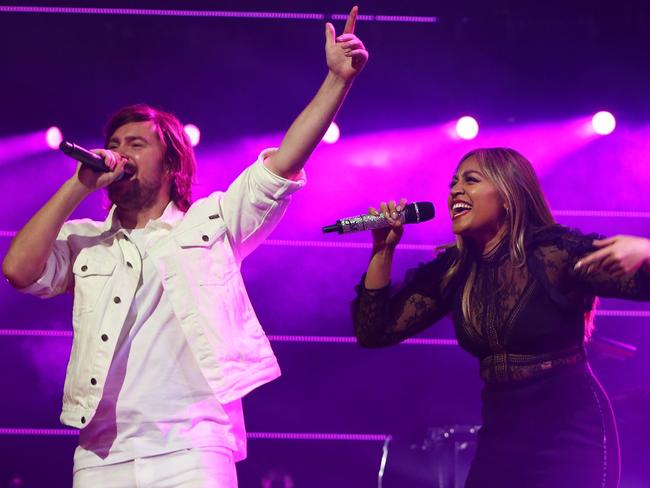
[45,127,63,149]
[591,111,616,135]
[456,116,479,140]
[183,124,201,147]
[322,122,340,144]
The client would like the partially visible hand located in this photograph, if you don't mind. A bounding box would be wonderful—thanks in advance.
[325,6,369,82]
[73,149,128,192]
[370,198,407,251]
[575,235,650,278]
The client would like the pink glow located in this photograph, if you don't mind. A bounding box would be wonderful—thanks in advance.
[0,131,59,164]
[191,121,648,243]
[45,127,63,149]
[472,118,596,176]
[455,116,479,140]
[592,111,616,135]
[263,239,436,250]
[322,124,451,169]
[183,124,201,147]
[322,122,340,144]
[552,209,650,218]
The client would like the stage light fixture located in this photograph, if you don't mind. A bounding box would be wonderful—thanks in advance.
[456,116,479,140]
[183,124,201,147]
[322,122,340,144]
[45,127,63,149]
[591,111,616,135]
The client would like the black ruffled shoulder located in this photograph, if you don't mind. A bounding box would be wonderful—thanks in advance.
[524,225,601,308]
[526,224,602,255]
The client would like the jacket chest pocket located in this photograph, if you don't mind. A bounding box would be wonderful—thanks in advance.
[173,220,236,285]
[72,253,116,315]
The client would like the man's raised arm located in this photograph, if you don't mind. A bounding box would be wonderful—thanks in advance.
[264,6,368,179]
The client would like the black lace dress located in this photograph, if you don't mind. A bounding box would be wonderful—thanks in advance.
[353,225,650,488]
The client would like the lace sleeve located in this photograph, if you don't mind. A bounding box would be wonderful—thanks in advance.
[530,226,650,303]
[351,247,457,348]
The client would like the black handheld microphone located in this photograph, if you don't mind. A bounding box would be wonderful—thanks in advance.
[322,202,435,234]
[59,141,128,181]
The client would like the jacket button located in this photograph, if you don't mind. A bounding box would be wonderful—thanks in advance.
[202,235,209,242]
[81,265,88,272]
[113,296,121,304]
[81,416,86,424]
[90,378,97,386]
[101,334,108,342]
[126,261,133,268]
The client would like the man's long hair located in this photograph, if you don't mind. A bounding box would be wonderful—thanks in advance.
[104,104,196,211]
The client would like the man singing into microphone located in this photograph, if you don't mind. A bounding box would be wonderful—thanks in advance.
[2,8,367,487]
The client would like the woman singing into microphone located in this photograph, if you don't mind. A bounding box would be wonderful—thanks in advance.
[352,147,650,487]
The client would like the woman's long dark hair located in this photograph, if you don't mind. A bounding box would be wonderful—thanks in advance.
[443,148,556,329]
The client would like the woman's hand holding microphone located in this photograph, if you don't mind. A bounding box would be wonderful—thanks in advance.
[369,198,408,252]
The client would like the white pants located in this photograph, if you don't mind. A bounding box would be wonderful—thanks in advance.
[73,447,238,488]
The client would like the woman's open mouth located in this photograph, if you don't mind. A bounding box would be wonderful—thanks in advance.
[451,202,472,219]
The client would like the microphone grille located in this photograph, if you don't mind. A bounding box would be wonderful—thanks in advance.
[59,140,74,154]
[405,202,435,224]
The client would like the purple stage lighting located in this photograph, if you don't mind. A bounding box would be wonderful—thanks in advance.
[591,111,616,135]
[322,122,340,144]
[45,126,63,149]
[183,124,201,147]
[456,116,479,140]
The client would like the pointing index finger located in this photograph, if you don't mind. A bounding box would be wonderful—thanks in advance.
[343,6,358,34]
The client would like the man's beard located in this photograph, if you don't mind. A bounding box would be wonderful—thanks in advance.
[107,177,162,212]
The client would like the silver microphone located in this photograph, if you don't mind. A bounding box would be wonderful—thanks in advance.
[322,202,435,234]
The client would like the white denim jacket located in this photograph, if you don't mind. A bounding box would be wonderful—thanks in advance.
[22,149,306,429]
